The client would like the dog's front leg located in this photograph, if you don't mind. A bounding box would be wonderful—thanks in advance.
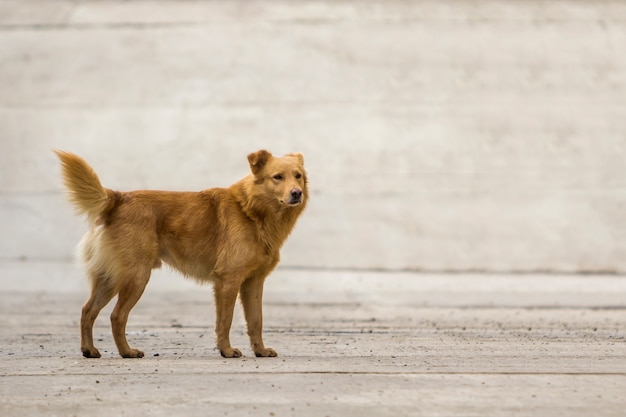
[213,279,242,358]
[240,276,277,357]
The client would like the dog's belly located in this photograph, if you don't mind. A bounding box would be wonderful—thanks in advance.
[159,249,217,282]
[159,242,278,284]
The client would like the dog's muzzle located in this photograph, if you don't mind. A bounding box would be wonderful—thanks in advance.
[288,188,303,205]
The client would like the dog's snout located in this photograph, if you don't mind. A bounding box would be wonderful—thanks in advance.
[291,188,302,200]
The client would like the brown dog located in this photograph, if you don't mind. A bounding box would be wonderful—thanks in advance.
[55,150,308,359]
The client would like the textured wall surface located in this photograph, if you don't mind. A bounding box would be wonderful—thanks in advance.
[1,0,626,276]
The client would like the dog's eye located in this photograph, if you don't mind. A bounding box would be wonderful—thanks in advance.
[273,174,284,181]
[295,173,302,179]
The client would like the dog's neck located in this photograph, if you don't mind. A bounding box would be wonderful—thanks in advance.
[233,177,307,254]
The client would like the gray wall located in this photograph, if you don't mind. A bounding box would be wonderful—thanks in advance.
[2,0,626,276]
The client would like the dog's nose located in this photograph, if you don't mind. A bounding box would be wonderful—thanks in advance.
[291,188,302,200]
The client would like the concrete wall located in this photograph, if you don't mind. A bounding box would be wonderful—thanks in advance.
[2,0,626,275]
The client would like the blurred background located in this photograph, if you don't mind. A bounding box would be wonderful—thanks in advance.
[1,1,625,291]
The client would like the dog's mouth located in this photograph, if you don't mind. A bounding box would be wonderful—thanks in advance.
[280,197,303,206]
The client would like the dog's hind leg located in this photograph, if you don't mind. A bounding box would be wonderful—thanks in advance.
[81,272,117,358]
[110,269,151,358]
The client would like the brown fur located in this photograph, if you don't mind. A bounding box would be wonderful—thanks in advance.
[55,150,308,359]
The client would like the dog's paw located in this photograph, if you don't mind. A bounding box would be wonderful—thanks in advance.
[121,348,145,358]
[82,347,102,358]
[254,347,278,358]
[220,347,243,358]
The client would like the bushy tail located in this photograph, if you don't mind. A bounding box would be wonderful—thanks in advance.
[55,150,115,220]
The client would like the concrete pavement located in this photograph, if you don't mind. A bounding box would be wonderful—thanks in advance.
[1,270,625,416]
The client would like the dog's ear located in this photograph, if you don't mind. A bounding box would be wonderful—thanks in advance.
[248,150,272,175]
[286,152,304,166]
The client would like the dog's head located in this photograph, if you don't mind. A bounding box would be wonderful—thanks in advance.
[247,150,307,208]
